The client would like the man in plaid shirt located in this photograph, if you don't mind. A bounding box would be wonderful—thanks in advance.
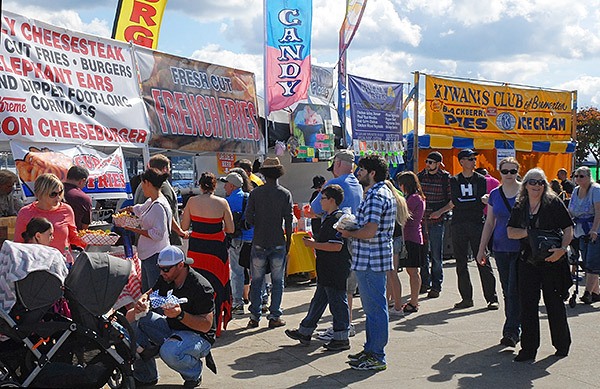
[338,154,396,371]
[417,151,453,298]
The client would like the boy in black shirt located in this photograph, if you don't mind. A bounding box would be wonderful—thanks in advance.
[285,184,352,351]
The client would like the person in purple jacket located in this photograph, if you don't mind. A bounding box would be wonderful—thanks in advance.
[395,171,426,313]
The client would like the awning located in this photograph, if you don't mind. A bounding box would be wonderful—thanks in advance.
[417,134,576,153]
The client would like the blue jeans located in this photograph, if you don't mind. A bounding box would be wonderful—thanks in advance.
[229,239,245,307]
[133,312,212,383]
[298,284,349,340]
[249,245,286,321]
[141,253,160,293]
[494,251,521,339]
[580,237,600,274]
[421,222,444,292]
[355,269,388,363]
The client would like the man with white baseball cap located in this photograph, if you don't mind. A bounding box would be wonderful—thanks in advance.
[129,246,215,388]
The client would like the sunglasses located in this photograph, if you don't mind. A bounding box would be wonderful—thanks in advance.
[574,174,588,178]
[500,169,518,175]
[526,179,545,186]
[425,160,438,165]
[158,264,176,273]
[49,190,63,198]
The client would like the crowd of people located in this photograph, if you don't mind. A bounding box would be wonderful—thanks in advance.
[2,148,597,386]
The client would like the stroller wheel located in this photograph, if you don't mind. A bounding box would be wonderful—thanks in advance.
[107,368,135,389]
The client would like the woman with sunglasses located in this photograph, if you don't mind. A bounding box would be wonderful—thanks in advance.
[507,168,574,362]
[567,166,600,304]
[14,173,85,258]
[476,158,521,348]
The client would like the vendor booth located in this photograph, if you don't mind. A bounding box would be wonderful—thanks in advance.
[409,74,577,178]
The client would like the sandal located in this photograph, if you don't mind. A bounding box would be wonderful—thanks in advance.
[402,303,419,313]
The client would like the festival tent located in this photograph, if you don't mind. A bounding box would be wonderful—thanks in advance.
[406,74,576,179]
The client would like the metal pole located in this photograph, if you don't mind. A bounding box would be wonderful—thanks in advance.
[412,71,420,173]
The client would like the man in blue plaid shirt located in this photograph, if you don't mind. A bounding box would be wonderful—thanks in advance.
[338,154,396,371]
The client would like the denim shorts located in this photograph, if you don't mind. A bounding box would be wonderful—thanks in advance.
[581,237,600,274]
[392,236,403,256]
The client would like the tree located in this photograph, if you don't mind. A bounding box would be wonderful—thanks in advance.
[576,107,600,168]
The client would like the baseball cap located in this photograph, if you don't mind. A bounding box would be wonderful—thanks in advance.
[427,151,443,163]
[457,149,478,160]
[311,175,326,189]
[219,172,243,187]
[157,246,194,267]
[327,149,355,171]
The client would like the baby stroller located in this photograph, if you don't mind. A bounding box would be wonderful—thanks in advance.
[0,241,136,388]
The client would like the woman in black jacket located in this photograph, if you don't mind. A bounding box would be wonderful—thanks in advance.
[507,168,574,362]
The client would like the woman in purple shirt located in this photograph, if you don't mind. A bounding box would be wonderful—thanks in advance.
[477,157,521,347]
[396,172,426,313]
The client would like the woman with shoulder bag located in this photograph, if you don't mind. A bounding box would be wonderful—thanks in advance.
[568,166,600,304]
[477,157,522,348]
[507,168,574,362]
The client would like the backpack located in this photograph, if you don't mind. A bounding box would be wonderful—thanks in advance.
[229,193,249,239]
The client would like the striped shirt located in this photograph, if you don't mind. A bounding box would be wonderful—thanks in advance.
[417,169,451,224]
[351,181,396,272]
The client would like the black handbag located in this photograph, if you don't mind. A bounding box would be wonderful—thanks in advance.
[527,229,563,265]
[527,210,563,265]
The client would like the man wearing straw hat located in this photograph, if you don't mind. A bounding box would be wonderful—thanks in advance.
[245,157,294,329]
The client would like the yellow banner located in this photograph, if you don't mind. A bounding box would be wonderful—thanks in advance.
[112,0,168,49]
[425,76,573,142]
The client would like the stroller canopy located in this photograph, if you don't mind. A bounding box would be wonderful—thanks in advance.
[65,251,131,316]
[0,241,68,312]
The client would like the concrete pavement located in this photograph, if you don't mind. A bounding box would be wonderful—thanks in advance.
[152,260,600,388]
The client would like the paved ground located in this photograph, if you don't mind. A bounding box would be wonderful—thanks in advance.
[151,260,600,388]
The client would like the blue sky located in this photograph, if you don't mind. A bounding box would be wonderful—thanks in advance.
[5,0,600,110]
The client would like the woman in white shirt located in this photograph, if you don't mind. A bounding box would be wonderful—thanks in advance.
[123,168,172,291]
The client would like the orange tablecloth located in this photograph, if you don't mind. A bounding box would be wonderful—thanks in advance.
[287,232,316,275]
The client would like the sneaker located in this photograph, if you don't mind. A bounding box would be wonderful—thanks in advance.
[285,329,311,345]
[268,318,286,329]
[593,293,600,302]
[453,300,474,309]
[232,305,245,316]
[419,285,430,294]
[139,343,161,361]
[183,377,201,388]
[580,291,593,304]
[513,351,535,362]
[487,302,499,310]
[247,319,259,328]
[134,378,158,387]
[427,289,440,298]
[349,324,356,337]
[347,349,368,362]
[349,355,387,371]
[323,339,350,351]
[389,307,405,317]
[500,335,518,348]
[317,327,334,341]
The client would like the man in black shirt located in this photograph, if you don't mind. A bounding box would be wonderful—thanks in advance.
[129,246,215,388]
[557,168,575,197]
[285,184,352,352]
[449,149,498,310]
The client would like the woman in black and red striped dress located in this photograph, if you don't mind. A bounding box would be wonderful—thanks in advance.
[181,172,234,337]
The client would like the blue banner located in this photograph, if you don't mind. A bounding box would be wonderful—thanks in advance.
[348,74,403,141]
